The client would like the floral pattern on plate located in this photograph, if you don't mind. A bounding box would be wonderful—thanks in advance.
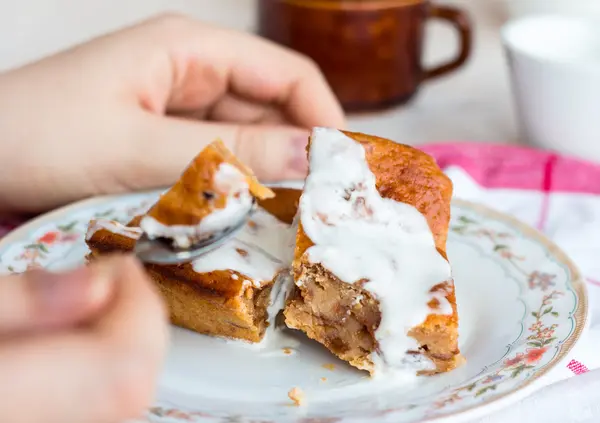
[0,192,587,423]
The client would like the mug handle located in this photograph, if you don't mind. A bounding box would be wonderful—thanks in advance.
[423,5,473,80]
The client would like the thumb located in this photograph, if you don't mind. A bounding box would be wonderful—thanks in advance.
[130,114,309,190]
[0,265,113,335]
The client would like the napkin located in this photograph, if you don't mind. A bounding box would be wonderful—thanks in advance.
[421,142,600,423]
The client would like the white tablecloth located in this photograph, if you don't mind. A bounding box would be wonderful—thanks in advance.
[421,142,600,422]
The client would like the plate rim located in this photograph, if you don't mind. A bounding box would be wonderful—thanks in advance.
[426,201,588,422]
[0,190,589,423]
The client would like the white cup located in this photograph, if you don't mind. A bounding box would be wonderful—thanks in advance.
[503,0,600,19]
[502,15,600,161]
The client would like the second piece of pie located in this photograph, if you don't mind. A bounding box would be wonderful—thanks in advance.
[284,128,462,376]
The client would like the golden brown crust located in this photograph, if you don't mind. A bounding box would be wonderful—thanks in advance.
[342,130,452,257]
[87,233,267,341]
[146,266,273,343]
[288,130,461,375]
[127,215,143,227]
[146,139,274,228]
[257,188,301,225]
[88,248,272,342]
[87,230,246,298]
[293,130,452,267]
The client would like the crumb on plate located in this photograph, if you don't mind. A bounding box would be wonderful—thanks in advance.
[322,363,335,371]
[288,387,304,406]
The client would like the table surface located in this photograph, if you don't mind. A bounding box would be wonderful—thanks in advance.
[0,0,518,146]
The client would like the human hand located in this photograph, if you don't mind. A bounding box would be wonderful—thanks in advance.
[0,255,168,423]
[0,14,345,214]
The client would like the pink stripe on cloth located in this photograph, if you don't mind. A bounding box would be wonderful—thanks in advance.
[420,142,600,194]
[567,359,589,375]
[588,278,600,288]
[536,154,558,231]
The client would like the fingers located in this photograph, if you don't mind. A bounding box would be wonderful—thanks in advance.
[93,255,169,421]
[0,255,168,423]
[122,14,346,129]
[170,94,288,125]
[94,255,168,359]
[0,265,112,335]
[223,36,346,129]
[206,94,289,125]
[129,112,309,189]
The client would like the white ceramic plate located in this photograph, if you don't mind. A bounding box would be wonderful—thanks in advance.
[0,186,587,423]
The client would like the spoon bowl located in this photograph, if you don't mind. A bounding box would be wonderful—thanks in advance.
[134,200,257,265]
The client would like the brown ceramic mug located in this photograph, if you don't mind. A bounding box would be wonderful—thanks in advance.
[258,0,473,112]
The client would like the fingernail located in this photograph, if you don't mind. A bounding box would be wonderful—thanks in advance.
[288,135,309,175]
[29,265,111,314]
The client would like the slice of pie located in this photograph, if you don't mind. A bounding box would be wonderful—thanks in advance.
[86,141,293,343]
[284,128,462,376]
[140,139,275,249]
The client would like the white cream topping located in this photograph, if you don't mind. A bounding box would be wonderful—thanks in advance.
[198,163,254,235]
[93,207,292,290]
[139,163,253,249]
[191,207,292,286]
[299,127,453,376]
[86,219,142,241]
